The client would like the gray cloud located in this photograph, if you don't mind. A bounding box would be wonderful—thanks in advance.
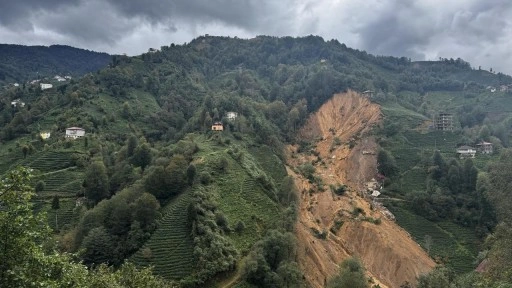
[0,0,511,74]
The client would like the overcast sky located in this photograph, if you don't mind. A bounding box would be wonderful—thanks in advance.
[1,0,511,74]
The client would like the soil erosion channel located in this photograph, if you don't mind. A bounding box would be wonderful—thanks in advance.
[287,90,435,288]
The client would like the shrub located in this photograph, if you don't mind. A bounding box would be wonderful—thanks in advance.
[35,180,45,192]
[298,163,316,182]
[352,207,365,217]
[331,184,347,195]
[199,172,212,185]
[311,227,327,239]
[330,220,344,234]
[234,220,245,234]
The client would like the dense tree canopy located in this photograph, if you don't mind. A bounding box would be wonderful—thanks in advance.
[0,167,173,287]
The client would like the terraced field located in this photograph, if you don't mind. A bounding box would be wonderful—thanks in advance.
[0,152,23,174]
[249,146,287,184]
[32,168,84,198]
[23,151,75,172]
[44,199,77,231]
[131,190,195,280]
[215,159,281,252]
[390,206,478,274]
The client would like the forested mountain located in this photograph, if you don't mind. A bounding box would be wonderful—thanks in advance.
[0,44,111,87]
[1,35,512,287]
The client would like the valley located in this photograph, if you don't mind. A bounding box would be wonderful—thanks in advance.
[2,35,512,287]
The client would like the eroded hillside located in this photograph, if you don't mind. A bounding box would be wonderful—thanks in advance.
[288,90,435,287]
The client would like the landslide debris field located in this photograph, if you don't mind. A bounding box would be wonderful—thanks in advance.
[287,91,435,288]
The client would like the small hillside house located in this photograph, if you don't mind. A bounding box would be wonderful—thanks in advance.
[11,99,25,108]
[456,146,476,159]
[476,141,493,154]
[226,112,238,121]
[40,83,53,90]
[362,90,374,98]
[211,122,224,131]
[65,127,85,139]
[40,132,51,140]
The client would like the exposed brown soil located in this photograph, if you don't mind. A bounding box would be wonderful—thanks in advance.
[287,90,435,288]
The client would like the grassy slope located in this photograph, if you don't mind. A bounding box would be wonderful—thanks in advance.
[130,135,285,281]
[131,189,195,280]
[379,91,511,273]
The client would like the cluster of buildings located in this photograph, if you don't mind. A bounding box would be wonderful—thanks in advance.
[456,142,493,159]
[486,85,511,93]
[38,127,86,141]
[11,74,72,90]
[430,113,495,158]
[210,112,238,131]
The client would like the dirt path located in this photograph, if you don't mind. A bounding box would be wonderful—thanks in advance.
[288,91,435,288]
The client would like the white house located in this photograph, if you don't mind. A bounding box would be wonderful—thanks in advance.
[40,132,51,140]
[11,99,25,108]
[13,83,19,87]
[226,112,238,121]
[40,83,53,90]
[456,146,476,159]
[65,127,85,139]
[64,75,72,79]
[476,141,493,154]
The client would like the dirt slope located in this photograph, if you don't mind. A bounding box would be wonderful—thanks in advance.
[288,90,435,288]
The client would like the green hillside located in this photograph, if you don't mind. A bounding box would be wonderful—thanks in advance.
[2,35,512,287]
[0,44,111,87]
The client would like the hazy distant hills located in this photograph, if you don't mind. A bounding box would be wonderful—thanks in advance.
[0,44,111,86]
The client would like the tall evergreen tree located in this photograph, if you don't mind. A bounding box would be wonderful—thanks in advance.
[83,161,110,204]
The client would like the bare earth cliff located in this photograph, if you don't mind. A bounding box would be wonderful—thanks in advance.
[287,91,435,288]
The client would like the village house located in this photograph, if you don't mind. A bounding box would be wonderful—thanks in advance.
[11,99,25,108]
[211,122,224,131]
[54,75,66,81]
[456,145,476,159]
[65,127,85,139]
[226,112,238,121]
[40,83,53,90]
[362,90,374,98]
[40,132,51,140]
[64,75,72,79]
[476,141,493,154]
[13,83,19,87]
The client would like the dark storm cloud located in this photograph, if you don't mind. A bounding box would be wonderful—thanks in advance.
[0,0,511,74]
[354,0,512,60]
[0,0,81,28]
[106,0,281,29]
[0,0,295,42]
